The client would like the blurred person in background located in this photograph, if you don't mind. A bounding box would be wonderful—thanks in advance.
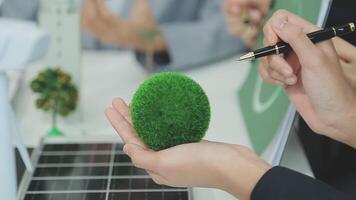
[81,0,251,71]
[0,0,255,71]
[222,0,271,45]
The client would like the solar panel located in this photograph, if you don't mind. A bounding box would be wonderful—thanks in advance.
[18,141,191,200]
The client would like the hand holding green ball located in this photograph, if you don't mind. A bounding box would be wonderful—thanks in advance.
[105,72,271,200]
[131,72,211,150]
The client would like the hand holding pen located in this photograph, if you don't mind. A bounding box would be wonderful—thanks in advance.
[257,10,356,147]
[239,21,355,61]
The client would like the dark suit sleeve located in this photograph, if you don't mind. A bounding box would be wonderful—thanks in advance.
[251,166,354,200]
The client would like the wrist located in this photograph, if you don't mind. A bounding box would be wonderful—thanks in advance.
[218,146,271,200]
[328,91,356,148]
[339,96,356,147]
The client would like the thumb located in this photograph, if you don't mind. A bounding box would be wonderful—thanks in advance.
[271,18,321,63]
[333,37,356,62]
[123,143,158,171]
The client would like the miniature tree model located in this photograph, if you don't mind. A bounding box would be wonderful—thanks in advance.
[140,29,161,74]
[131,72,211,150]
[31,68,78,136]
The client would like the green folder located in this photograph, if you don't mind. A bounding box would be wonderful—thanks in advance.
[239,0,322,155]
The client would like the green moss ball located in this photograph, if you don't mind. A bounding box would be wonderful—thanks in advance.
[131,72,211,150]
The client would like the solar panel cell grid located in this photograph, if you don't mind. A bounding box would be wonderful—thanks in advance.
[34,166,110,177]
[21,143,190,200]
[112,166,148,176]
[147,192,163,200]
[108,192,129,200]
[39,155,111,164]
[43,144,113,152]
[28,179,108,191]
[114,154,131,163]
[110,179,130,190]
[24,193,107,200]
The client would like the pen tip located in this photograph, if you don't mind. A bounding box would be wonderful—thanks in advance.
[238,52,255,61]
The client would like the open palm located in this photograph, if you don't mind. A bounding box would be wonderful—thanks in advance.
[105,98,270,200]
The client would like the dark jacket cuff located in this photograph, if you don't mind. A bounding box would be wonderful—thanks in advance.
[251,166,353,200]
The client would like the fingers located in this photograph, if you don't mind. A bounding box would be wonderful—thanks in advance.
[260,9,340,82]
[263,22,279,46]
[269,13,339,71]
[112,98,132,124]
[105,106,145,147]
[265,10,338,64]
[271,18,319,60]
[258,61,285,86]
[266,10,335,57]
[123,143,158,171]
[263,9,318,46]
[259,56,297,86]
[333,37,356,62]
[267,55,297,85]
[260,10,325,85]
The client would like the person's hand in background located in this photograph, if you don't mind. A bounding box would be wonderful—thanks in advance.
[222,0,272,47]
[259,10,356,147]
[81,0,167,52]
[105,98,271,200]
[333,37,356,90]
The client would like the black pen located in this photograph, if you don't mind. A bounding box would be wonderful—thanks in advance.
[239,22,355,61]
